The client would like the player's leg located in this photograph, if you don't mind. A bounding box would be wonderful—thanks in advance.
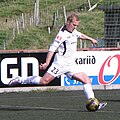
[8,73,55,86]
[72,72,107,110]
[8,62,63,86]
[72,72,95,99]
[8,76,41,86]
[39,72,55,85]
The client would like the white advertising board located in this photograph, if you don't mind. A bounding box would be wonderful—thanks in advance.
[61,51,120,86]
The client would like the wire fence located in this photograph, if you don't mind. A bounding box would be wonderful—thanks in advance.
[0,0,120,49]
[102,0,120,47]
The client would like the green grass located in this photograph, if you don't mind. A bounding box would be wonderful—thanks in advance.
[78,11,104,38]
[0,0,34,17]
[6,10,104,50]
[7,27,52,50]
[0,0,115,50]
[0,90,120,120]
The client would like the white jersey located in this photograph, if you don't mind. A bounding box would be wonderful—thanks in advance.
[47,26,82,78]
[49,25,82,65]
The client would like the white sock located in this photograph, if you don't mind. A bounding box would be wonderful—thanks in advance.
[83,84,95,99]
[19,76,41,85]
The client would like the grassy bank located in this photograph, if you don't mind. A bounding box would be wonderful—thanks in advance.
[0,0,104,50]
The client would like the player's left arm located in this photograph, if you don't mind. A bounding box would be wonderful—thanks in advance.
[80,33,98,45]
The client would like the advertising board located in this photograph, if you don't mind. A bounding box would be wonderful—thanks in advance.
[0,52,60,87]
[0,51,120,87]
[61,51,120,86]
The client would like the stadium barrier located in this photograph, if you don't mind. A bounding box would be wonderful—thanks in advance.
[0,48,120,92]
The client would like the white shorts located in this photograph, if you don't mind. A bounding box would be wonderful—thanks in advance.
[47,62,80,79]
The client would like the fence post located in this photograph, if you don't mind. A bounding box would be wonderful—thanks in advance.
[34,0,39,26]
[63,5,67,24]
[16,19,19,34]
[22,13,25,31]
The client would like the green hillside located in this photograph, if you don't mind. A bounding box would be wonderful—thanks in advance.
[0,0,104,50]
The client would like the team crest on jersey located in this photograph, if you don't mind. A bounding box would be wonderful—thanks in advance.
[56,36,62,40]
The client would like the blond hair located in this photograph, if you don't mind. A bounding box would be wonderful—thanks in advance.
[67,14,79,23]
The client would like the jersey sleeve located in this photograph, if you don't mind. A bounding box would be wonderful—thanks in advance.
[74,29,82,39]
[49,31,65,52]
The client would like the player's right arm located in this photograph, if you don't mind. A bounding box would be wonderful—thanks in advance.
[40,51,54,70]
[40,29,65,70]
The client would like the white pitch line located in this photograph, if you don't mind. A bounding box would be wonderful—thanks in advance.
[0,105,79,111]
[0,105,119,113]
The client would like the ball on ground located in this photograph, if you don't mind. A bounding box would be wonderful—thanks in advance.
[86,98,99,112]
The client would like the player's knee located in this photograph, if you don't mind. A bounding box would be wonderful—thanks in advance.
[40,78,50,85]
[82,73,91,84]
[85,79,91,84]
[76,72,91,84]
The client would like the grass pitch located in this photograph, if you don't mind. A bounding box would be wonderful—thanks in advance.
[0,89,120,120]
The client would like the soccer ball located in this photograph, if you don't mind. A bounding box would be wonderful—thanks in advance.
[86,98,99,112]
